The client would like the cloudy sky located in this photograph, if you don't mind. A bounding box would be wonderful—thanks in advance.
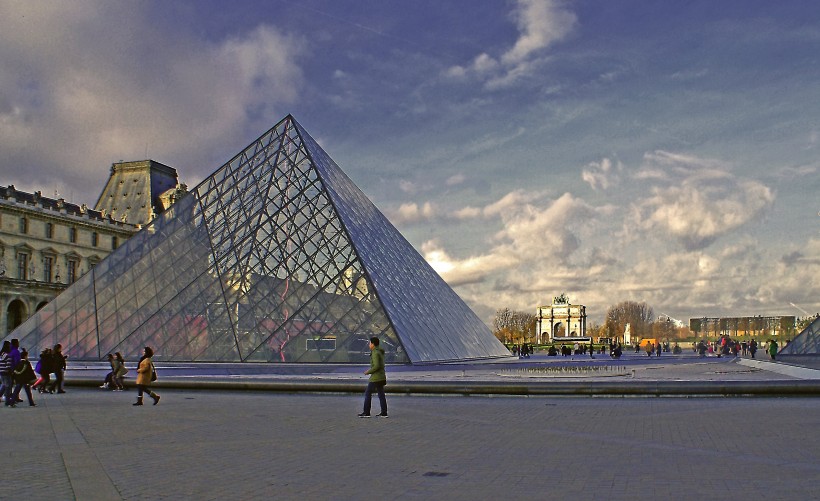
[1,0,818,325]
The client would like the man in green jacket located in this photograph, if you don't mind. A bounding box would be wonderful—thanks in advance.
[358,337,388,418]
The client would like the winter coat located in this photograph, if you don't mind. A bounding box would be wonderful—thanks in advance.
[136,357,154,386]
[365,346,386,383]
[37,353,51,375]
[13,360,36,385]
[768,341,778,356]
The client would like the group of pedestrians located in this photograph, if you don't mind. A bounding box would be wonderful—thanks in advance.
[0,339,36,407]
[31,344,68,394]
[0,339,66,408]
[99,346,161,405]
[1,340,161,408]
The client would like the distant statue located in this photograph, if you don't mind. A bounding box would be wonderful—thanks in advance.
[554,292,569,305]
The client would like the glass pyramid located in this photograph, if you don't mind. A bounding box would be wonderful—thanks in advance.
[779,316,820,355]
[11,115,510,364]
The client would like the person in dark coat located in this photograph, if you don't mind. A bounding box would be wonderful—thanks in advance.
[12,349,37,406]
[47,344,67,394]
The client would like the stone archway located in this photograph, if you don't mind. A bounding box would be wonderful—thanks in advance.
[36,301,49,312]
[7,299,27,333]
[553,322,565,338]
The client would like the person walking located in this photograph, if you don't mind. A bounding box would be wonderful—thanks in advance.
[768,339,778,361]
[133,346,160,406]
[47,344,67,394]
[358,337,387,418]
[31,348,52,393]
[12,349,37,407]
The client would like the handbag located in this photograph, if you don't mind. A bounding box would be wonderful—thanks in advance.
[151,363,158,382]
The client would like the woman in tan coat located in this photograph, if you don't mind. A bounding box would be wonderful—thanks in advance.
[133,346,160,406]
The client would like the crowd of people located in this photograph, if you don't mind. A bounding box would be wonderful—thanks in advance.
[693,337,783,359]
[0,341,160,408]
[0,339,68,407]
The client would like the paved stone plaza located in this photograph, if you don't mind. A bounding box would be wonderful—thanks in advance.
[3,354,820,500]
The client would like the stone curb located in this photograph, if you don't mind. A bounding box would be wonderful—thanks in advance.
[64,377,820,396]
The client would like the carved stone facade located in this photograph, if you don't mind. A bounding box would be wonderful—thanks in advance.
[0,160,185,337]
[94,160,187,226]
[535,293,587,344]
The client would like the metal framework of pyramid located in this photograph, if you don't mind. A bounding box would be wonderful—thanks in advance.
[779,316,820,355]
[12,115,509,364]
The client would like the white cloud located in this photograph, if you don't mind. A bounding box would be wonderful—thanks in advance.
[631,151,775,250]
[444,0,576,89]
[445,173,466,186]
[581,157,621,190]
[0,2,305,199]
[423,240,517,286]
[501,0,577,65]
[429,150,807,324]
[453,206,483,219]
[398,180,418,194]
[422,190,597,294]
[390,202,435,224]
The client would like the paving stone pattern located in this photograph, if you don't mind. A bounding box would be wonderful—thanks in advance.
[2,388,819,500]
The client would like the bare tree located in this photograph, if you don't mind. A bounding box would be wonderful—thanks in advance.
[587,322,608,342]
[493,308,536,343]
[605,301,654,341]
[493,308,513,343]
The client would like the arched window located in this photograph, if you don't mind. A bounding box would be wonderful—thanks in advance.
[7,299,27,332]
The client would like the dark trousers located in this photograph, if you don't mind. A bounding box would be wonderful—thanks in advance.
[137,385,157,399]
[0,373,12,404]
[47,370,64,392]
[13,383,34,405]
[363,380,387,415]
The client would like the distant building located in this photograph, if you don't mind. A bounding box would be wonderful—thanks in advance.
[536,293,587,344]
[95,160,187,226]
[689,316,797,340]
[0,160,185,337]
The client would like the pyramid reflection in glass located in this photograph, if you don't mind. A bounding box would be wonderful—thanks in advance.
[12,115,510,364]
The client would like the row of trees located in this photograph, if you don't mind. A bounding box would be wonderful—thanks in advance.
[492,307,536,344]
[493,301,693,344]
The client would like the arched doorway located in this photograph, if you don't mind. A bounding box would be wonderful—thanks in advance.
[7,299,27,333]
[36,301,49,312]
[553,322,565,338]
